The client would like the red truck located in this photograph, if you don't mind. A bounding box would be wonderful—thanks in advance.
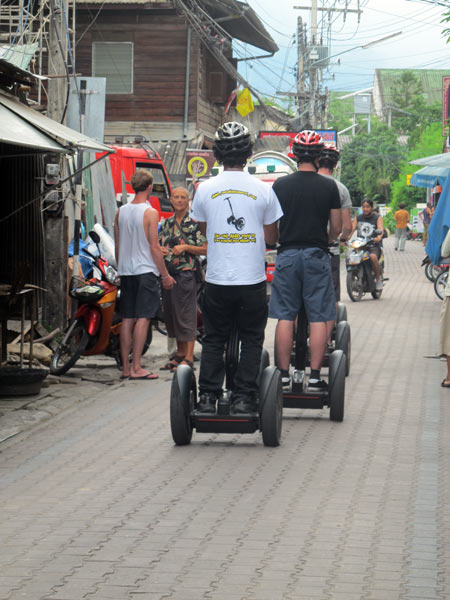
[97,139,173,220]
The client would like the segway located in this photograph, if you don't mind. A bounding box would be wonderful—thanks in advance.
[322,302,351,377]
[224,197,245,231]
[282,306,346,422]
[170,323,283,447]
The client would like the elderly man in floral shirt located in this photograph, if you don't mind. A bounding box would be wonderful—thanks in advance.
[159,187,207,371]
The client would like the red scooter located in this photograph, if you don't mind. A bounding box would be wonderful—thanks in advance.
[50,231,151,375]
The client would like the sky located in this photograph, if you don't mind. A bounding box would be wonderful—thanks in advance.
[236,0,450,99]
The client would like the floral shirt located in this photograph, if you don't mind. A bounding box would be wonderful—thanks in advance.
[159,214,206,272]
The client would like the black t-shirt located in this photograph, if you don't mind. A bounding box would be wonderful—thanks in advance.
[356,212,379,238]
[272,171,341,251]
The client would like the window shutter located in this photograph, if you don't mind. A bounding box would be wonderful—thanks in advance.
[92,42,133,94]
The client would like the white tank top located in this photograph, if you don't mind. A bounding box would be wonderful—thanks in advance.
[117,203,159,276]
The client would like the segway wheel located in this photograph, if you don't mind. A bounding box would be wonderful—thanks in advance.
[328,350,345,422]
[259,366,283,447]
[170,365,195,445]
[334,320,351,377]
[336,302,347,324]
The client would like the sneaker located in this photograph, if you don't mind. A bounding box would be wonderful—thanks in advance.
[197,392,218,414]
[231,394,258,415]
[375,279,383,291]
[280,370,290,390]
[308,378,328,392]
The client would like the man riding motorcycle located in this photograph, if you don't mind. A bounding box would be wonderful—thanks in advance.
[350,198,384,290]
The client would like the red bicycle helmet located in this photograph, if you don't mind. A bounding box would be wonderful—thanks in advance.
[290,130,324,162]
[320,142,340,162]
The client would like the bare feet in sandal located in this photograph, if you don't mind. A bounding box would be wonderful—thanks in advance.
[160,355,185,371]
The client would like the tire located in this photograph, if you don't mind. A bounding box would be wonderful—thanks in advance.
[346,269,363,302]
[335,321,351,377]
[259,366,282,447]
[328,350,345,422]
[425,262,442,282]
[170,365,195,445]
[371,288,382,300]
[434,270,448,301]
[50,318,89,375]
[336,302,347,324]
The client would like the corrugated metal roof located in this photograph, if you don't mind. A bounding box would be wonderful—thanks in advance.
[0,92,112,153]
[376,68,450,107]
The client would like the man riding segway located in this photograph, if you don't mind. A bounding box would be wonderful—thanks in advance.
[269,130,342,391]
[191,121,283,415]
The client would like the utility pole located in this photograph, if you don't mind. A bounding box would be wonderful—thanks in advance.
[44,0,69,331]
[294,2,362,130]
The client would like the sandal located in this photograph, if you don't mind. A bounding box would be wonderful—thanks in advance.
[178,359,195,370]
[441,379,450,388]
[160,355,185,371]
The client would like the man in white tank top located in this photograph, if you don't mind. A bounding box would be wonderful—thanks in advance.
[114,170,175,380]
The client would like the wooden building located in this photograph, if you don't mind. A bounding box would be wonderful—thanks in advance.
[75,0,278,158]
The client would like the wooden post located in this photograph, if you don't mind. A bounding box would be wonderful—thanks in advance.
[43,0,69,332]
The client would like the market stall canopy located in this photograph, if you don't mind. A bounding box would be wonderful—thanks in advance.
[410,165,450,188]
[0,103,65,152]
[0,91,112,153]
[410,153,450,168]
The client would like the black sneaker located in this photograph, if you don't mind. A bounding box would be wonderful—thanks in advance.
[231,394,258,415]
[197,392,218,414]
[280,370,290,390]
[308,378,328,392]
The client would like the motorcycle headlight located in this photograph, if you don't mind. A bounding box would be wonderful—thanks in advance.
[351,239,363,249]
[105,265,118,284]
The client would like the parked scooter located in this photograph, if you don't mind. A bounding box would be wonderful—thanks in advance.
[50,231,151,375]
[345,229,386,302]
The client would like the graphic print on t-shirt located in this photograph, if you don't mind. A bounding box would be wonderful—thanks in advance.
[357,220,375,238]
[224,197,245,231]
[210,188,257,244]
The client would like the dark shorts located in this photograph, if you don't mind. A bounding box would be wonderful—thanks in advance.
[330,253,340,302]
[162,270,197,341]
[269,248,336,322]
[368,245,381,259]
[119,272,161,319]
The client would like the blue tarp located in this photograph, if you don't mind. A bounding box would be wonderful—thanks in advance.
[426,174,450,264]
[410,166,450,188]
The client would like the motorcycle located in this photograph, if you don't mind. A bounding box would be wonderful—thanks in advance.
[50,231,151,375]
[345,229,386,302]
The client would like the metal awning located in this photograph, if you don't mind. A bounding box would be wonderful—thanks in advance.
[0,104,65,152]
[410,165,450,188]
[410,152,450,168]
[0,92,112,153]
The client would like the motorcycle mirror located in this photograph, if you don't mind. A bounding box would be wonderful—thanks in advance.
[374,229,383,236]
[89,231,101,244]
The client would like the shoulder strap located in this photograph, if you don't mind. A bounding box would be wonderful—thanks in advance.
[173,218,190,244]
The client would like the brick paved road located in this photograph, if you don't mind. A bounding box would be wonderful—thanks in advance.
[0,237,449,600]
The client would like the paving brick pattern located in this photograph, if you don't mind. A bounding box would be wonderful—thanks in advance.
[0,237,449,600]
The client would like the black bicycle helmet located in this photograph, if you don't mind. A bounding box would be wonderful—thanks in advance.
[213,121,254,167]
[290,130,324,163]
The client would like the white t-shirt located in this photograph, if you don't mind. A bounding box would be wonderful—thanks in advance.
[190,170,283,285]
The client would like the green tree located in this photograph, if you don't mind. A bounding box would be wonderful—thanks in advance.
[390,121,444,212]
[340,120,405,206]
